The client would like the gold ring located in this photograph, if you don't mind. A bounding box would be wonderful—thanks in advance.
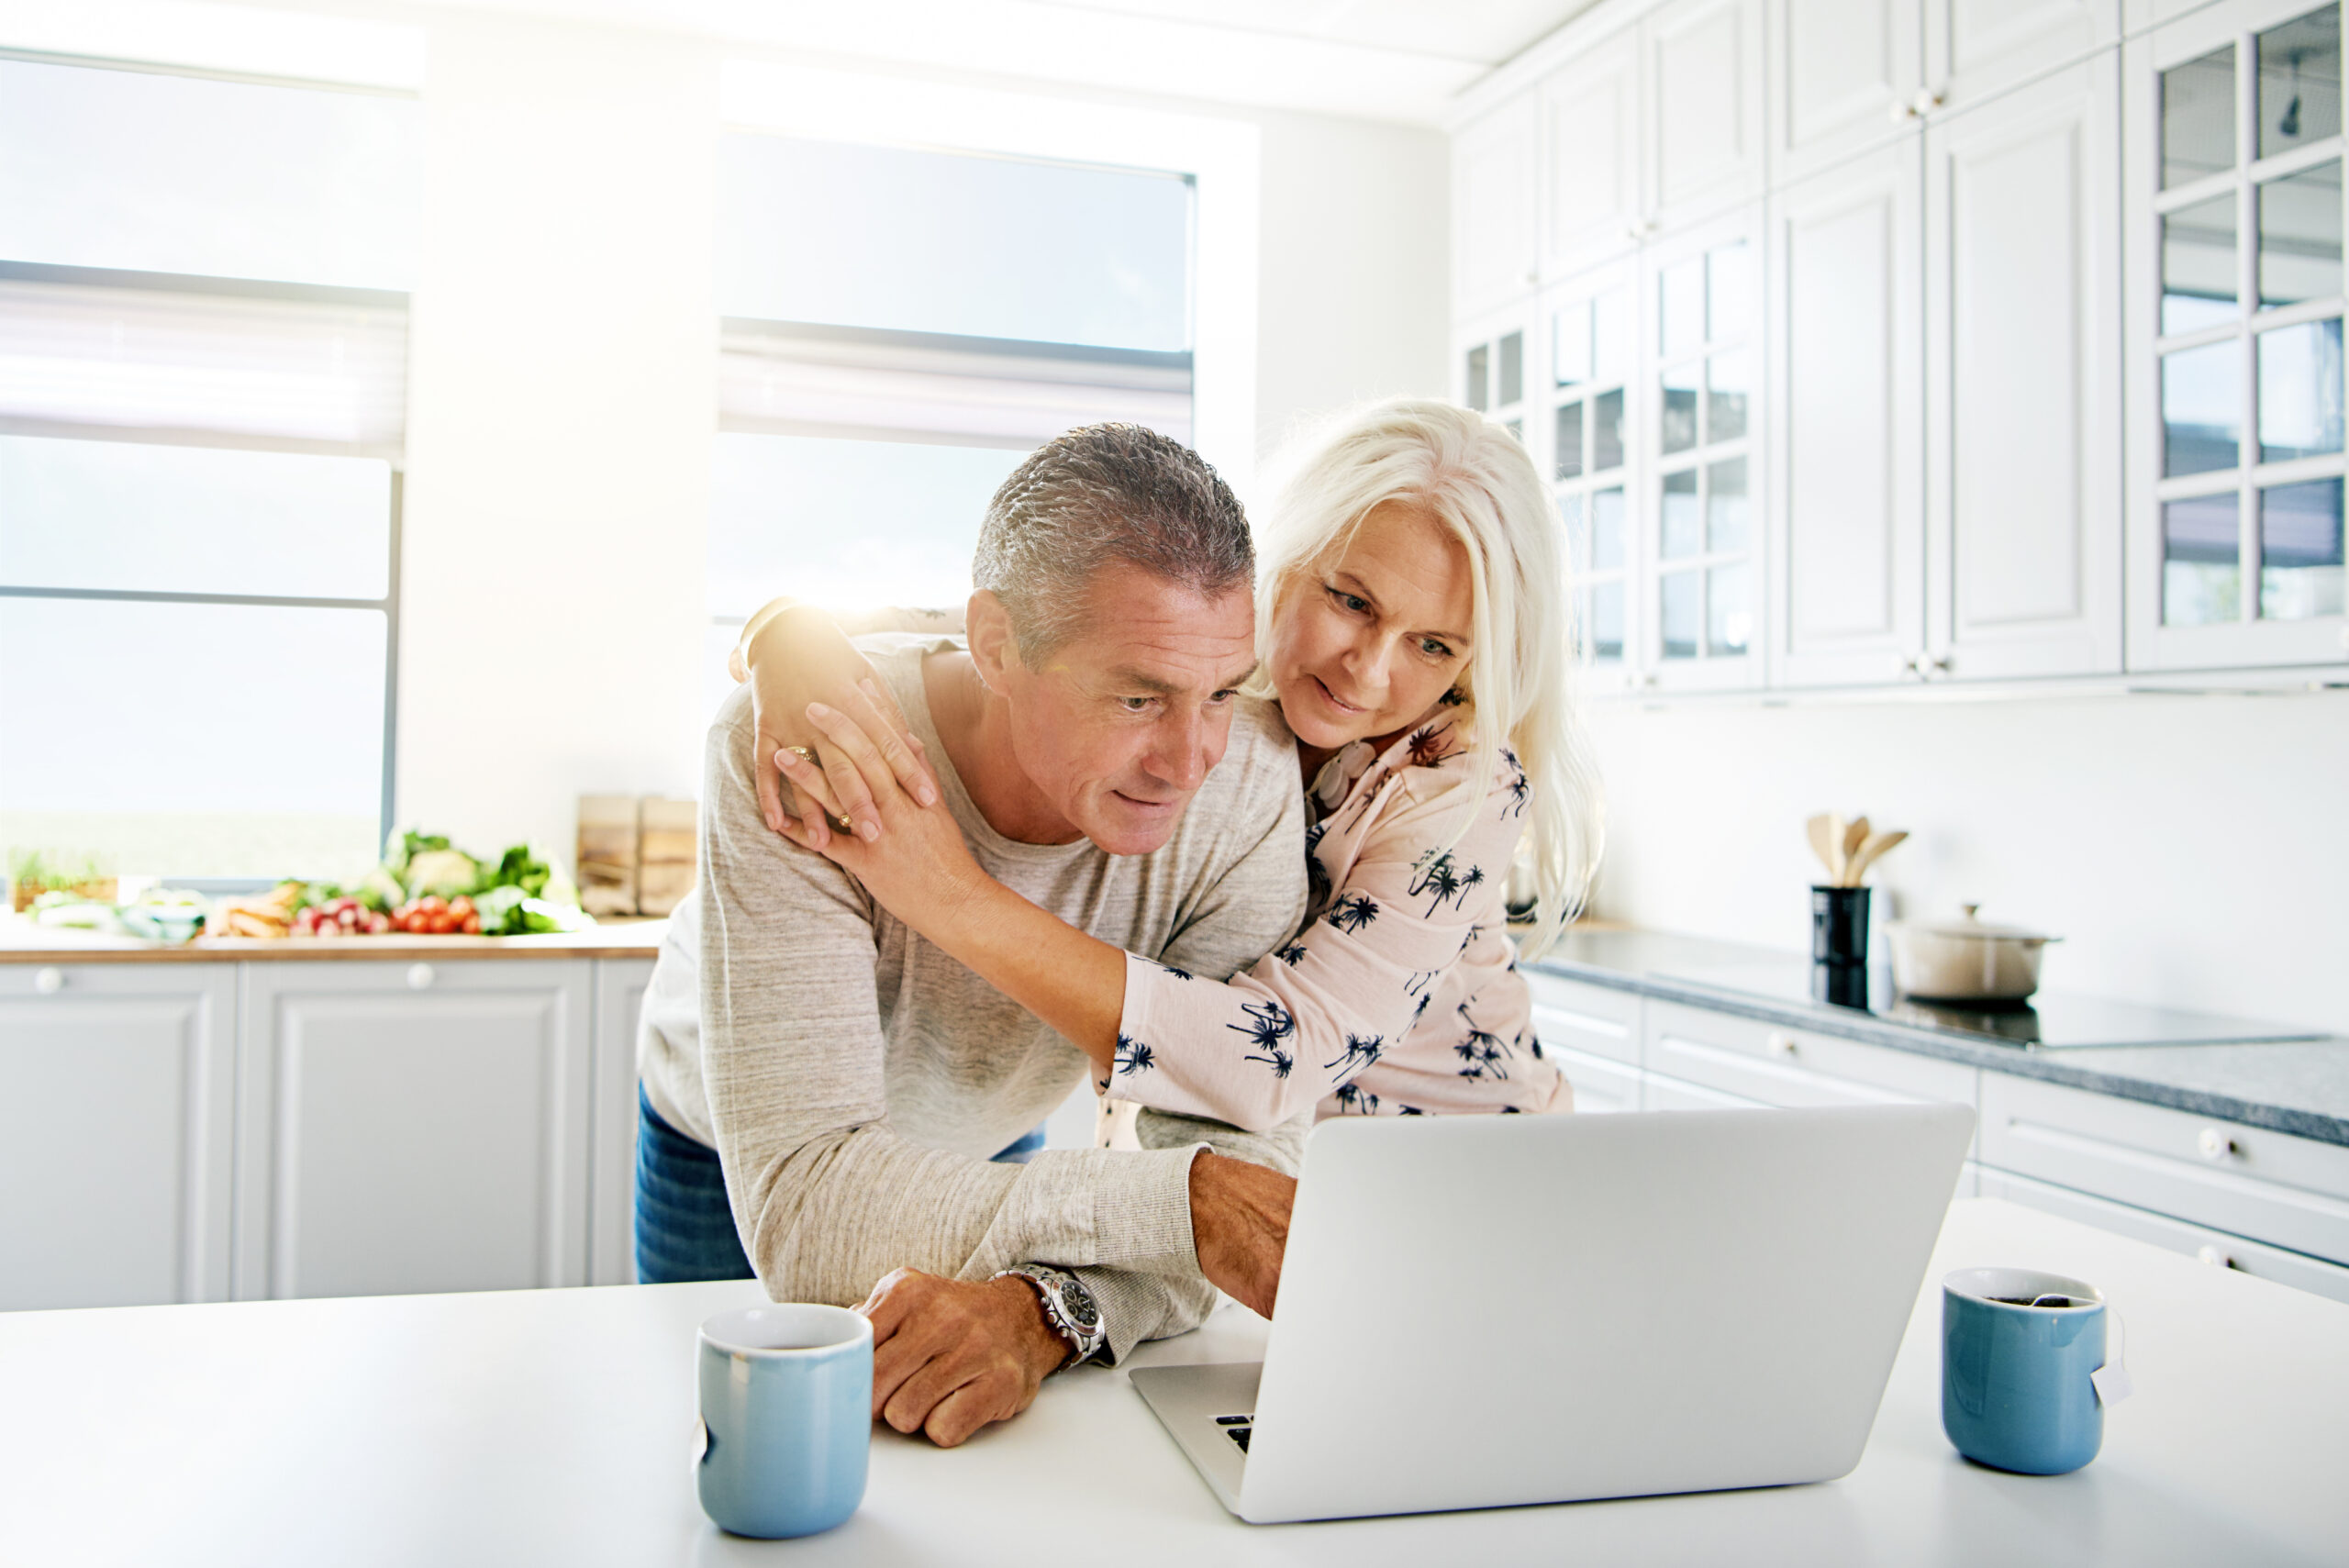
[784,745,815,763]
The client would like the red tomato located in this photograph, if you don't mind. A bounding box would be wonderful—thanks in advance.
[461,914,482,934]
[403,912,429,933]
[429,911,456,934]
[418,895,446,915]
[450,896,474,917]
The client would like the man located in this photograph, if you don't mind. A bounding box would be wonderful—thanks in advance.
[636,424,1307,1449]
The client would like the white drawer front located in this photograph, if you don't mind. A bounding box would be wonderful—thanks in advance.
[1527,973,1642,1066]
[1548,1043,1640,1116]
[1643,1071,1769,1113]
[1643,1000,1977,1148]
[1978,1168,2349,1307]
[1980,1073,2349,1266]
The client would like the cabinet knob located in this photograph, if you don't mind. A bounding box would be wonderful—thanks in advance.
[33,966,64,995]
[1767,1029,1800,1058]
[2195,1243,2236,1269]
[406,962,436,991]
[2197,1126,2238,1163]
[1908,651,1954,679]
[1889,99,1921,125]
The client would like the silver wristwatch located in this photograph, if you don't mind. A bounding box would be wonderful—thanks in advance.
[995,1262,1107,1369]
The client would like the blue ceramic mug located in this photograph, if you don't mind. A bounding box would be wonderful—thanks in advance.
[697,1304,873,1538]
[1941,1267,2111,1475]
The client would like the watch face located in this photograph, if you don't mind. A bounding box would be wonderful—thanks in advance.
[1062,1278,1100,1329]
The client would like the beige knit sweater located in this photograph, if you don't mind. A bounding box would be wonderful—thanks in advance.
[638,635,1311,1360]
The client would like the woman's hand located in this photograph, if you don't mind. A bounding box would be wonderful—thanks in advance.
[775,685,992,929]
[740,606,938,841]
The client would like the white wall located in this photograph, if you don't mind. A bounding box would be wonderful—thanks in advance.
[1584,689,2349,1037]
[368,6,1447,862]
[1252,110,1449,459]
[395,11,717,861]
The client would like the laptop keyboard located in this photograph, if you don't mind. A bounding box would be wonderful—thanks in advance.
[1218,1415,1252,1453]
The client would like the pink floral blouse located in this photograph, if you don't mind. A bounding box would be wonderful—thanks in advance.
[1109,707,1571,1130]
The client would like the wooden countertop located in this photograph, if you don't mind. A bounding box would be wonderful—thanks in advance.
[0,915,668,963]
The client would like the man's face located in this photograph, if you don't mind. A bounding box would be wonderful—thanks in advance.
[996,562,1257,857]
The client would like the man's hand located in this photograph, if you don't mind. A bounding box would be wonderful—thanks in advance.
[1187,1151,1295,1318]
[857,1268,1069,1448]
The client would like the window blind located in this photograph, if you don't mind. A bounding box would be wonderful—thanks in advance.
[0,269,406,453]
[718,318,1192,448]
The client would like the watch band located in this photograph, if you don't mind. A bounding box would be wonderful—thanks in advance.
[995,1262,1108,1369]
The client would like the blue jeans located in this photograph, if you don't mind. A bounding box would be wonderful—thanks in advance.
[632,1084,1049,1284]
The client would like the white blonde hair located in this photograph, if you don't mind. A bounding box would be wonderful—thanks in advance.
[1250,398,1605,957]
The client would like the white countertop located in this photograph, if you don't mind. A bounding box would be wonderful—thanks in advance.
[3,1199,2341,1566]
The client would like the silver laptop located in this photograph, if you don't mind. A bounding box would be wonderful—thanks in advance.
[1130,1103,1974,1525]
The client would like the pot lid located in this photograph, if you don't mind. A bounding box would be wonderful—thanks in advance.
[1894,903,2060,942]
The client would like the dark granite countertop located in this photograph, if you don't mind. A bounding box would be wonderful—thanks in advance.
[1529,929,2349,1147]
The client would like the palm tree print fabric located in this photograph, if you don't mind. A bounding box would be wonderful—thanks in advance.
[1111,707,1570,1131]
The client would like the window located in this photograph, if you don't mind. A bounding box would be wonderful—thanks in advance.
[708,134,1195,699]
[2156,8,2347,628]
[0,56,417,882]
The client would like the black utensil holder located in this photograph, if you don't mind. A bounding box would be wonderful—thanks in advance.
[1810,885,1872,966]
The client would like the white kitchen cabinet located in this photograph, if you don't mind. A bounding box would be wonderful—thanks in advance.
[2123,0,2349,673]
[1979,1069,2349,1263]
[1544,259,1645,692]
[1458,306,1536,447]
[591,957,652,1285]
[1922,0,2120,117]
[1978,1163,2349,1303]
[1549,1042,1644,1113]
[1641,206,1769,690]
[1534,0,1761,285]
[1455,96,1542,318]
[1769,138,1930,685]
[233,959,595,1301]
[1646,0,1770,229]
[1643,1069,1772,1109]
[0,963,234,1310]
[1766,0,1926,185]
[1923,54,2126,679]
[1642,998,1981,1152]
[1527,970,1645,1064]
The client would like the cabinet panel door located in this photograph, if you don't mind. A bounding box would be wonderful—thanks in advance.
[1526,971,1643,1065]
[1456,96,1542,317]
[1548,1043,1642,1114]
[1979,1166,2349,1305]
[236,959,594,1300]
[1644,1070,1771,1110]
[1925,0,2119,114]
[591,958,653,1286]
[0,963,234,1309]
[1540,28,1645,281]
[1925,56,2124,677]
[1771,140,1928,685]
[1648,0,1767,228]
[1980,1071,2349,1263]
[1768,0,1924,183]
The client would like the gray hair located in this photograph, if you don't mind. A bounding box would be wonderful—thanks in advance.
[973,423,1252,660]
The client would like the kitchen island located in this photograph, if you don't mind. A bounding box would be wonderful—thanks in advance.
[1,1198,2340,1566]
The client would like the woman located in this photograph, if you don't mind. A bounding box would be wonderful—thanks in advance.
[749,398,1602,1132]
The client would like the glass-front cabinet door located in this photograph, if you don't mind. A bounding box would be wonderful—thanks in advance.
[1547,263,1640,694]
[1459,315,1531,443]
[1642,214,1763,689]
[2130,0,2349,670]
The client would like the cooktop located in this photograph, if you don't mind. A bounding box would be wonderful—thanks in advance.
[1654,961,2329,1050]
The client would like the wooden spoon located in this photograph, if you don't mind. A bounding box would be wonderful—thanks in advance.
[1841,817,1872,888]
[1806,814,1839,881]
[1823,813,1849,884]
[1845,828,1909,886]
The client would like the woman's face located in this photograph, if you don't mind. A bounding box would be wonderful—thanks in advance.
[1267,499,1475,753]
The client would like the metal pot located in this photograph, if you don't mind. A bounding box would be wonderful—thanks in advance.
[1887,904,2061,1002]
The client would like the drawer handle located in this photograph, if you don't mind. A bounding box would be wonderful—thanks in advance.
[2196,1244,2237,1270]
[2197,1127,2239,1164]
[406,962,436,991]
[1766,1030,1800,1058]
[33,966,64,995]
